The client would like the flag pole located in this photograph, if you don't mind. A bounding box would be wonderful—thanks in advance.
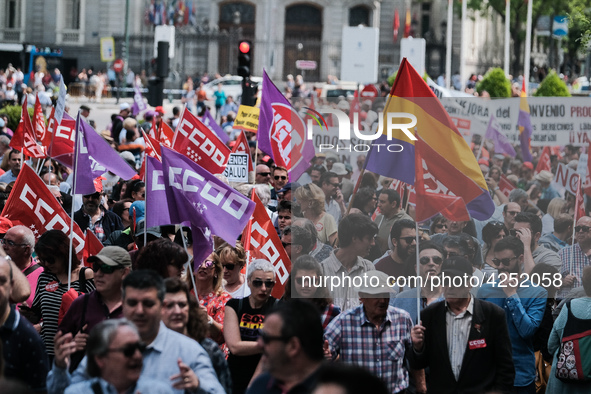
[504,0,511,76]
[68,112,82,290]
[254,140,259,177]
[523,0,533,93]
[415,220,421,325]
[182,227,198,298]
[459,0,467,92]
[445,0,453,90]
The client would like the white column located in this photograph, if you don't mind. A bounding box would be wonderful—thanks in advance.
[524,0,533,93]
[459,0,467,91]
[445,0,453,89]
[504,0,510,76]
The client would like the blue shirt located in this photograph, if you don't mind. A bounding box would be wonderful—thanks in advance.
[391,288,445,324]
[65,377,173,394]
[47,322,225,394]
[477,280,547,387]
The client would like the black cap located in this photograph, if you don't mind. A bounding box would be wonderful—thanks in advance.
[440,256,473,278]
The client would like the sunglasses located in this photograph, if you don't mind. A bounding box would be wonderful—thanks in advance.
[108,341,146,358]
[329,182,342,188]
[506,211,519,216]
[278,215,291,220]
[434,224,448,229]
[257,172,271,177]
[575,226,591,233]
[38,256,56,265]
[1,238,28,248]
[420,256,443,265]
[274,175,287,181]
[258,329,289,345]
[491,256,518,267]
[199,260,215,270]
[222,263,236,271]
[398,236,416,244]
[251,279,275,289]
[92,262,125,274]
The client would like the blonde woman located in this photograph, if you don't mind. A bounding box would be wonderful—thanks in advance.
[294,183,337,246]
[542,197,567,235]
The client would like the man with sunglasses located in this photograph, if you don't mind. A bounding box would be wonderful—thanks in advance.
[74,190,123,244]
[320,171,345,225]
[375,219,416,282]
[477,236,547,393]
[502,202,522,231]
[256,164,272,185]
[558,216,591,299]
[48,270,225,394]
[270,166,289,208]
[55,246,130,372]
[63,319,173,394]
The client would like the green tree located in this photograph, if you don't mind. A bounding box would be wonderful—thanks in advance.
[533,70,571,96]
[476,68,512,97]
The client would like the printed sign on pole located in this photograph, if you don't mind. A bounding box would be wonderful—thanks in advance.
[223,153,249,182]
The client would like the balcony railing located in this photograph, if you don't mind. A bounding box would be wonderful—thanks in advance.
[56,29,83,45]
[1,29,23,42]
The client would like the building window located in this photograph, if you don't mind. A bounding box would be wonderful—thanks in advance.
[65,0,81,29]
[6,0,20,29]
[349,5,370,27]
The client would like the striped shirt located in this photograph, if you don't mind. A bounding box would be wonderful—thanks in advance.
[32,271,95,356]
[324,305,413,393]
[445,297,474,381]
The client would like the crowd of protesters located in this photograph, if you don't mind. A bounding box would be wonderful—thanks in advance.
[1,74,591,394]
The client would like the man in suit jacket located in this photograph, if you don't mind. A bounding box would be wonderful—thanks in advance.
[407,257,514,394]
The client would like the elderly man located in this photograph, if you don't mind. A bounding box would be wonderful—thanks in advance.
[324,270,414,394]
[48,270,225,394]
[64,319,173,393]
[0,149,22,183]
[502,202,522,230]
[558,215,591,298]
[2,226,41,307]
[247,300,324,393]
[256,164,272,185]
[0,256,49,391]
[409,257,514,393]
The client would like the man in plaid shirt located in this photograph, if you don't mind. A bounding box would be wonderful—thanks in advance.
[324,270,413,394]
[558,216,591,298]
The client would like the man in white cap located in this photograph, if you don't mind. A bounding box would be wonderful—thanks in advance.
[324,270,414,394]
[112,102,132,141]
[535,170,560,200]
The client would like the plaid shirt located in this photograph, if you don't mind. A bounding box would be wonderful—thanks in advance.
[84,210,106,242]
[558,243,590,298]
[324,305,413,393]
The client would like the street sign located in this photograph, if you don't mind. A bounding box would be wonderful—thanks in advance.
[113,59,124,73]
[552,16,568,37]
[340,26,379,83]
[360,84,379,101]
[100,37,115,62]
[296,60,317,70]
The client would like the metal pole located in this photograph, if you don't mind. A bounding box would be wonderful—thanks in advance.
[504,0,511,76]
[445,0,453,90]
[459,0,467,91]
[124,0,130,75]
[523,0,533,94]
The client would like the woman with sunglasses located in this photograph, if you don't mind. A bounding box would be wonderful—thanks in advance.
[163,278,232,394]
[189,252,231,352]
[224,259,279,394]
[282,255,340,329]
[481,221,508,280]
[294,183,337,246]
[430,214,449,235]
[31,230,95,362]
[218,242,250,299]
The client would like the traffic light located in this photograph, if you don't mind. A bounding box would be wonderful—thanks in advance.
[237,40,251,78]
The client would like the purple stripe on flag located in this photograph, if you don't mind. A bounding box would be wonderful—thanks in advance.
[259,70,287,157]
[191,225,214,271]
[131,83,148,116]
[365,134,416,185]
[485,115,516,157]
[202,108,229,143]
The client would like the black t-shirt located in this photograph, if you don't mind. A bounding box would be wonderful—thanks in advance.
[226,296,278,394]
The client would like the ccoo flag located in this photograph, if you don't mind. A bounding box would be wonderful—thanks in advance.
[365,58,495,220]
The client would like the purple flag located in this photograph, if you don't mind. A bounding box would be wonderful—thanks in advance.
[191,224,214,271]
[74,112,137,195]
[201,108,229,144]
[485,115,516,157]
[131,82,148,116]
[160,146,255,244]
[258,70,281,157]
[145,155,173,228]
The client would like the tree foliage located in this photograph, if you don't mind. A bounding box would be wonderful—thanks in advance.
[533,70,571,96]
[476,68,512,97]
[0,105,31,131]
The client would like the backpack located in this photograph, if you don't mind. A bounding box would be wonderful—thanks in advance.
[555,300,591,382]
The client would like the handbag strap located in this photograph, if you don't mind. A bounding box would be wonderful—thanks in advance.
[23,263,41,276]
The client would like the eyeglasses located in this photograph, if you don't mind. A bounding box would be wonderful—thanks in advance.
[222,263,236,271]
[420,256,443,265]
[491,256,518,267]
[329,182,342,188]
[434,224,448,229]
[107,341,146,358]
[83,193,100,199]
[274,175,287,181]
[575,226,591,233]
[257,172,271,177]
[258,330,289,345]
[251,279,275,289]
[1,238,29,248]
[92,262,125,274]
[200,260,215,269]
[38,256,56,265]
[282,242,291,248]
[278,215,291,220]
[506,211,519,216]
[398,236,416,244]
[163,301,188,310]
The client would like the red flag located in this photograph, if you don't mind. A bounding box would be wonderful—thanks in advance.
[139,130,162,180]
[535,146,551,174]
[576,175,586,221]
[231,130,254,172]
[82,230,104,267]
[414,141,470,222]
[43,106,56,148]
[160,121,174,148]
[48,112,76,167]
[33,94,47,143]
[172,109,230,175]
[242,191,291,299]
[403,9,411,38]
[1,164,85,258]
[10,97,46,158]
[393,9,400,42]
[499,174,516,198]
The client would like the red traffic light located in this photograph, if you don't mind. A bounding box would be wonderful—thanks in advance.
[239,41,250,54]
